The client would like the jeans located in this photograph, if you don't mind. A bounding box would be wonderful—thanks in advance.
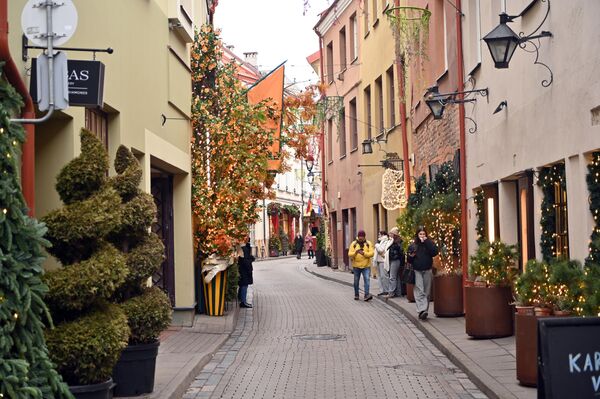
[352,267,370,297]
[308,249,314,258]
[238,285,248,303]
[414,269,433,313]
[389,260,402,295]
[377,261,390,293]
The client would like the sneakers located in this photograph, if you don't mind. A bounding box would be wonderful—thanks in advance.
[364,294,373,302]
[418,311,428,320]
[376,292,388,297]
[354,295,360,300]
[387,293,397,299]
[240,302,253,308]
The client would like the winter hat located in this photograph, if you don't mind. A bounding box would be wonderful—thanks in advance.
[389,227,400,236]
[357,230,366,237]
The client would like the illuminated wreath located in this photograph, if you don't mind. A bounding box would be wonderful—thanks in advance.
[381,168,407,210]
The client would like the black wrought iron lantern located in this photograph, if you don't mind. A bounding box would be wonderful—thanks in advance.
[305,156,314,172]
[307,171,315,185]
[361,139,373,154]
[482,13,521,69]
[425,95,446,120]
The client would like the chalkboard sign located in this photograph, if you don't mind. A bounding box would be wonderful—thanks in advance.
[538,317,600,398]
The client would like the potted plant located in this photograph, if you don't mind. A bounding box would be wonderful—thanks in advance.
[42,130,131,398]
[279,230,290,255]
[315,229,327,266]
[465,241,518,338]
[108,146,172,396]
[269,236,282,257]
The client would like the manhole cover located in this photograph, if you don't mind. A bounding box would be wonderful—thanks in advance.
[379,364,455,375]
[293,334,346,341]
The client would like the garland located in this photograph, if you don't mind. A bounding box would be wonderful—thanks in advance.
[586,152,600,265]
[267,202,282,216]
[282,204,300,218]
[191,25,275,257]
[537,163,566,261]
[474,189,485,245]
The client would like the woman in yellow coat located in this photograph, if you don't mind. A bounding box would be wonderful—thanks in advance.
[348,230,375,301]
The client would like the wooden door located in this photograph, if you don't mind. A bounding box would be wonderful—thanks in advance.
[151,174,175,305]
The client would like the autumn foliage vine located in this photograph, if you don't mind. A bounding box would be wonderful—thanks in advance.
[191,25,276,257]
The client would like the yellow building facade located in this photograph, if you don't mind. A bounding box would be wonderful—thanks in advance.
[7,0,210,325]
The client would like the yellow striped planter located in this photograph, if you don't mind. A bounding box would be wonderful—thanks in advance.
[203,270,227,316]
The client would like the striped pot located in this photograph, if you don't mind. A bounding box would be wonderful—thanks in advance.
[203,270,228,316]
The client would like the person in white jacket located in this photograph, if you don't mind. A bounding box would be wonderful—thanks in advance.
[374,231,392,296]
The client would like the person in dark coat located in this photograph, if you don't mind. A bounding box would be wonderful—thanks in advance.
[294,233,304,259]
[407,226,439,320]
[238,237,255,308]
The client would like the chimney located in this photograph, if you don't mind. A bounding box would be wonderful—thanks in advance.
[243,52,258,68]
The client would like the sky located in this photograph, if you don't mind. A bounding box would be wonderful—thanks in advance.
[214,0,332,89]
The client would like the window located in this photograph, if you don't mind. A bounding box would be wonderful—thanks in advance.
[375,76,384,135]
[349,98,358,150]
[85,108,108,151]
[364,85,372,139]
[464,0,482,75]
[483,184,500,242]
[339,106,346,157]
[349,13,358,61]
[327,118,333,162]
[373,204,380,235]
[517,172,535,271]
[386,66,395,127]
[326,41,334,83]
[428,164,439,181]
[372,0,378,22]
[382,207,388,232]
[339,27,347,72]
[363,4,369,35]
[554,179,569,259]
[351,208,357,242]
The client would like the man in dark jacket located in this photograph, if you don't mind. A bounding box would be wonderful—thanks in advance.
[238,237,255,308]
[294,234,304,259]
[407,227,439,320]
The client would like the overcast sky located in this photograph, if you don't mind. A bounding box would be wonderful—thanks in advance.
[214,0,332,89]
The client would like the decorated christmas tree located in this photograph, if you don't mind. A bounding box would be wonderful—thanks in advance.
[0,67,72,398]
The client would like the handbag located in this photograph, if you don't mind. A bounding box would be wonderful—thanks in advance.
[402,264,415,285]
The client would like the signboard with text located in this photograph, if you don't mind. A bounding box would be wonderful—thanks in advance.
[31,58,105,108]
[538,317,600,398]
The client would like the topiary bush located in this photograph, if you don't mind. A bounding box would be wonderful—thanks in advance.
[469,241,518,287]
[108,145,172,345]
[42,130,131,386]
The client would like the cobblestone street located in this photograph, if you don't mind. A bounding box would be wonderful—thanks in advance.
[183,258,486,399]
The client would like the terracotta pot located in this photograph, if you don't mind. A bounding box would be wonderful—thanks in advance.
[465,286,514,338]
[516,313,538,387]
[433,274,464,317]
[534,307,552,317]
[406,284,415,302]
[464,280,474,288]
[553,310,572,317]
[515,306,535,316]
[473,281,487,287]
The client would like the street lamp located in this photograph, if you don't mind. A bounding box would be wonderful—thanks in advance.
[361,139,373,154]
[482,1,553,86]
[307,171,315,185]
[423,86,488,131]
[305,156,314,173]
[361,130,392,155]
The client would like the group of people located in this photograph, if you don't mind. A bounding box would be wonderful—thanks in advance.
[349,226,438,320]
[294,232,314,259]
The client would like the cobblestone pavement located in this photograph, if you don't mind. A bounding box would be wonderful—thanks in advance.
[183,258,487,399]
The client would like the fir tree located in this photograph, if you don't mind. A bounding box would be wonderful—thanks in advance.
[0,66,72,398]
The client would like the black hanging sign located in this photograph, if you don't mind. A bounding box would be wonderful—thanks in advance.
[31,58,105,108]
[538,317,600,398]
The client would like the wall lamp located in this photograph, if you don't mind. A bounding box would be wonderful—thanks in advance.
[358,153,404,171]
[424,86,489,120]
[361,130,392,154]
[493,100,508,114]
[307,171,322,185]
[483,0,553,86]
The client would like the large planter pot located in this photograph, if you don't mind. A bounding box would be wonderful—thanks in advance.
[433,274,464,317]
[465,286,513,338]
[69,378,115,399]
[316,249,327,266]
[515,313,539,387]
[113,341,160,396]
[406,284,415,302]
[203,269,227,316]
[269,249,279,257]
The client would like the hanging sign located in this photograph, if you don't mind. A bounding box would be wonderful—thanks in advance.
[31,58,105,108]
[538,317,600,398]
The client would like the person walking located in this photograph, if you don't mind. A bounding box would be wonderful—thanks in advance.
[385,227,405,299]
[294,233,304,259]
[407,226,439,320]
[348,230,375,301]
[238,237,255,309]
[305,232,314,259]
[374,231,391,296]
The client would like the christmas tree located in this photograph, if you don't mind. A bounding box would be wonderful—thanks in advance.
[0,67,72,397]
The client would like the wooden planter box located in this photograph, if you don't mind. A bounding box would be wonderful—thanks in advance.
[433,274,464,317]
[516,313,539,387]
[465,286,514,338]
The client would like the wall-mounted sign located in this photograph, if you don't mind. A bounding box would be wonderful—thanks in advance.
[31,58,105,108]
[538,317,600,398]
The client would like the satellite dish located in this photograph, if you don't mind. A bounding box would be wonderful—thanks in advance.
[21,0,78,47]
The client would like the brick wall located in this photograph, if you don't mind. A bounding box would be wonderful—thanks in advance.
[412,104,460,180]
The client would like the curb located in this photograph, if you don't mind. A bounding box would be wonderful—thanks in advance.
[305,266,510,399]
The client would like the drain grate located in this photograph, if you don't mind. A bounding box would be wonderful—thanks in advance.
[293,333,347,341]
[379,364,456,375]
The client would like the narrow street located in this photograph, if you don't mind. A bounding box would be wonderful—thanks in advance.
[183,258,486,399]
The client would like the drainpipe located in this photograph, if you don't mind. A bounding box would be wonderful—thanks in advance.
[394,0,411,203]
[316,30,326,214]
[0,0,36,215]
[455,0,469,288]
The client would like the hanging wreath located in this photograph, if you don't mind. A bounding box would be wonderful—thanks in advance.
[381,168,407,210]
[537,163,566,261]
[386,6,431,98]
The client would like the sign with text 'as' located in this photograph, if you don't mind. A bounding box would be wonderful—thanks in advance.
[31,58,105,108]
[538,317,600,398]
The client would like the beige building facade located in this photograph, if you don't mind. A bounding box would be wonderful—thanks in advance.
[7,0,211,325]
[463,0,600,266]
